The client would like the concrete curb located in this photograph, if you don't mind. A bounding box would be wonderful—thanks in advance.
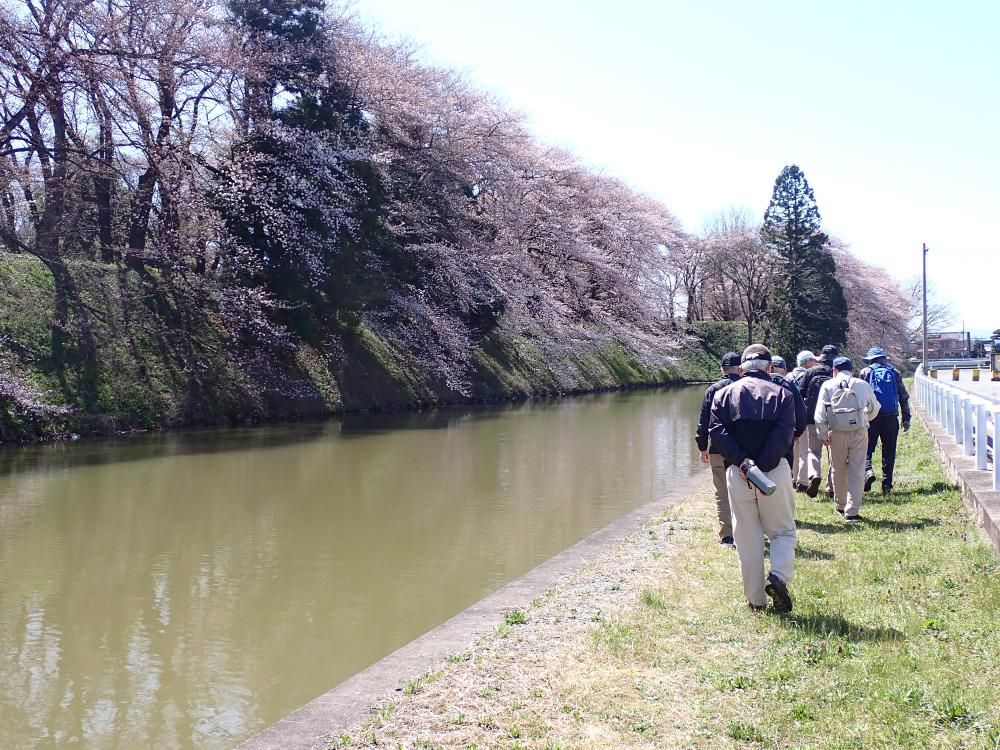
[915,405,1000,556]
[235,471,711,750]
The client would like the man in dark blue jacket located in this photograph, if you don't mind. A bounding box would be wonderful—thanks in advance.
[770,355,807,470]
[859,347,911,494]
[695,352,742,547]
[710,344,797,612]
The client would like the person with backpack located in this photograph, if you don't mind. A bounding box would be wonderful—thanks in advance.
[859,347,911,494]
[695,352,743,547]
[786,350,818,490]
[814,357,881,523]
[800,345,840,498]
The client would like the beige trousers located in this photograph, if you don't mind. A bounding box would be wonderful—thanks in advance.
[709,453,734,540]
[793,435,809,486]
[805,425,833,493]
[726,459,797,608]
[805,425,823,480]
[829,428,869,516]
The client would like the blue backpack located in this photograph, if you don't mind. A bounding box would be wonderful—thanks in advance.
[867,364,899,414]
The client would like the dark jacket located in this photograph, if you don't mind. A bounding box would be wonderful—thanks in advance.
[709,370,796,472]
[800,361,833,425]
[773,374,807,439]
[858,364,911,423]
[696,373,741,453]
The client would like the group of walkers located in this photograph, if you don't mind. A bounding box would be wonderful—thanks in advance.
[695,343,911,612]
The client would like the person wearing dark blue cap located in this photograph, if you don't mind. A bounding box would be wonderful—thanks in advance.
[858,347,911,494]
[695,352,742,547]
[814,357,881,522]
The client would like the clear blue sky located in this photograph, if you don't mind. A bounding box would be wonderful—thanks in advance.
[355,0,999,335]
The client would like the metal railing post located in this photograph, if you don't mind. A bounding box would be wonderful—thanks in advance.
[976,402,988,470]
[994,409,1000,492]
[956,395,965,446]
[946,390,954,435]
[983,404,1000,492]
[963,398,974,455]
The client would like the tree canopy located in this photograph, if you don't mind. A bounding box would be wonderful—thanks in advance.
[761,165,848,360]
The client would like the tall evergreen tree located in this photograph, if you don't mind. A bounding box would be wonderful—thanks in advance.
[761,165,848,360]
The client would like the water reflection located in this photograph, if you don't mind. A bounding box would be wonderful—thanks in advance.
[0,386,704,749]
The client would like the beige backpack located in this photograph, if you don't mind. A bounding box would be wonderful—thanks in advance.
[826,380,865,431]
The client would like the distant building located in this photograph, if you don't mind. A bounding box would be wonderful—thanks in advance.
[924,331,972,359]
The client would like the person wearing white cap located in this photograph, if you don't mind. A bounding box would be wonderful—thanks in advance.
[786,350,818,490]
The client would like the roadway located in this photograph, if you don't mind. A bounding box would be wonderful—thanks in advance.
[932,367,1000,403]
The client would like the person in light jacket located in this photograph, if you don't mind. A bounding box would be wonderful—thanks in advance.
[786,350,818,491]
[814,357,880,523]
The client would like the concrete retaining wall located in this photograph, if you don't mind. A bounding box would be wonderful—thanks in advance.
[235,471,710,750]
[916,405,1000,555]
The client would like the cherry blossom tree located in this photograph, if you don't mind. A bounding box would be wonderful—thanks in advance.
[829,239,912,359]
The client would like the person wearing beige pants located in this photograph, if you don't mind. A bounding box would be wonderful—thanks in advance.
[710,344,797,611]
[695,352,742,545]
[710,453,734,540]
[804,424,823,483]
[828,429,869,516]
[726,458,797,608]
[814,356,881,522]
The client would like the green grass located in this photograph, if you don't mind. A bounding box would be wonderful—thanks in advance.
[504,609,529,626]
[338,414,997,750]
[587,418,1000,749]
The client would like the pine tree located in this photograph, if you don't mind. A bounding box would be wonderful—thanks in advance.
[761,165,848,360]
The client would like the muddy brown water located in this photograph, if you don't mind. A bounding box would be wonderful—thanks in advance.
[0,386,705,749]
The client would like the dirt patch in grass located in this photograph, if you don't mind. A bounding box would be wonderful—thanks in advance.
[331,419,1000,750]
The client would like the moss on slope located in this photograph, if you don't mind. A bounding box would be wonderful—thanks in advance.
[0,255,740,441]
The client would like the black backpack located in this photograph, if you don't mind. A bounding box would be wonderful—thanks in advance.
[804,366,832,419]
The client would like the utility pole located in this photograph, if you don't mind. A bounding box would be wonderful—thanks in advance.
[922,242,928,371]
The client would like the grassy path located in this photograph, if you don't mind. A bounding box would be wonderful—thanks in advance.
[340,417,999,750]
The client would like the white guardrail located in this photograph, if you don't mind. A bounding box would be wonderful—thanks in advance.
[927,358,990,370]
[915,365,999,491]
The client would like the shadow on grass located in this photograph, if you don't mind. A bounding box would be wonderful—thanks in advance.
[866,517,942,531]
[864,481,956,505]
[773,611,905,642]
[797,517,941,535]
[795,546,835,560]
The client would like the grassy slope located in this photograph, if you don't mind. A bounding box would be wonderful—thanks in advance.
[0,255,744,440]
[343,417,999,750]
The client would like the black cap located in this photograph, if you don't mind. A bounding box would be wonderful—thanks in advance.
[721,351,742,367]
[821,344,840,361]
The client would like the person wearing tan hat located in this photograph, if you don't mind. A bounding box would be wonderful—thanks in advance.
[709,344,797,612]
